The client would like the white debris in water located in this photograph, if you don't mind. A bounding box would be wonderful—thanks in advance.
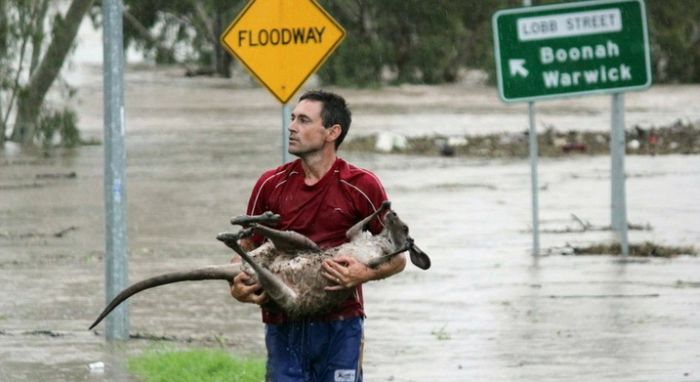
[553,137,568,147]
[375,132,408,152]
[447,136,468,147]
[87,361,104,373]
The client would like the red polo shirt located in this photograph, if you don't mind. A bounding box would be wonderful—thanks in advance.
[246,157,388,324]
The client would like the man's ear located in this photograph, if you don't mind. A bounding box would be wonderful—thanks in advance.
[326,124,341,143]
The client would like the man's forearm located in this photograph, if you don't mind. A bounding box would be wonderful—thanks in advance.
[367,253,406,282]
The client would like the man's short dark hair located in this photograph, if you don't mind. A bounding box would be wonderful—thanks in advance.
[299,90,351,149]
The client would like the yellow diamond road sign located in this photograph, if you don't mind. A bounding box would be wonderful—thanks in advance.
[220,0,345,104]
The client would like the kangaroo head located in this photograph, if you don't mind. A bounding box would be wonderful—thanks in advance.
[382,210,410,250]
[380,209,431,270]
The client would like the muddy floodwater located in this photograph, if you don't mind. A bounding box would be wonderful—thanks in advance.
[1,65,699,381]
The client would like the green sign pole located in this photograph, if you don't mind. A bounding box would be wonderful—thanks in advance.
[611,93,630,256]
[522,0,540,257]
[493,0,650,257]
[527,101,540,257]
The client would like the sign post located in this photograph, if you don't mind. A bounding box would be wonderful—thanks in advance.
[527,101,540,256]
[102,0,129,340]
[220,0,345,163]
[522,0,540,257]
[282,103,290,163]
[493,0,651,257]
[610,93,630,255]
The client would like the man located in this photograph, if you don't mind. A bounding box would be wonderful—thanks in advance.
[230,90,406,382]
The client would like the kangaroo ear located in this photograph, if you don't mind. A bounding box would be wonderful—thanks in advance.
[409,244,431,270]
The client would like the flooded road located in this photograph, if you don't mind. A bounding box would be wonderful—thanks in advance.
[1,65,699,381]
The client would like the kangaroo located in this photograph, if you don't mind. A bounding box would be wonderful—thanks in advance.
[89,201,430,330]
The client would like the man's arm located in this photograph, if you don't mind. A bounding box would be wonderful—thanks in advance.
[230,237,269,305]
[321,253,406,291]
[322,169,400,290]
[231,166,281,305]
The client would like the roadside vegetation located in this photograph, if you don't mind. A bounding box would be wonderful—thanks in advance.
[1,0,94,147]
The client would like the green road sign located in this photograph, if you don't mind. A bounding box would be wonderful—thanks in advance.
[492,0,651,102]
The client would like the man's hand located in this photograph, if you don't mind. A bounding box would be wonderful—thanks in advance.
[321,255,373,291]
[322,253,407,291]
[230,272,268,305]
[229,237,267,305]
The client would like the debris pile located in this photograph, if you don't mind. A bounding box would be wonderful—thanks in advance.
[552,242,697,257]
[346,118,700,157]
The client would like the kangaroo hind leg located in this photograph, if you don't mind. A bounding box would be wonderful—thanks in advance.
[216,233,298,310]
[248,224,321,253]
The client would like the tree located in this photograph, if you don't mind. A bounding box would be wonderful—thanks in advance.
[94,0,700,87]
[117,0,246,77]
[1,0,94,146]
[646,0,700,83]
[315,0,386,86]
[317,0,519,86]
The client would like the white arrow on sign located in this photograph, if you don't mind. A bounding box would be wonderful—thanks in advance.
[509,59,528,78]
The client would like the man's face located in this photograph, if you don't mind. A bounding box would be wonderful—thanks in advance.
[288,99,335,156]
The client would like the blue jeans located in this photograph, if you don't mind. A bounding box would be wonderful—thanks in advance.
[265,317,364,382]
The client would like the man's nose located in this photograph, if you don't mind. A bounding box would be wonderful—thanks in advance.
[288,120,298,132]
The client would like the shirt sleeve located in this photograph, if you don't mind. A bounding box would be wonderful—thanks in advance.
[245,169,277,246]
[246,172,270,216]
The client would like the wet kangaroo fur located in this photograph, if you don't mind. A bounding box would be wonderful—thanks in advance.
[89,201,430,330]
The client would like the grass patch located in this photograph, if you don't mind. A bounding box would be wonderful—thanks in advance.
[128,348,265,382]
[431,324,452,341]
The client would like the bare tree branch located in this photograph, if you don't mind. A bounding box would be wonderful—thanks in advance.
[191,1,215,43]
[29,0,50,75]
[122,7,174,61]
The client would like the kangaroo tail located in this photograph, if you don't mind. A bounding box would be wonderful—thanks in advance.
[89,264,240,330]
